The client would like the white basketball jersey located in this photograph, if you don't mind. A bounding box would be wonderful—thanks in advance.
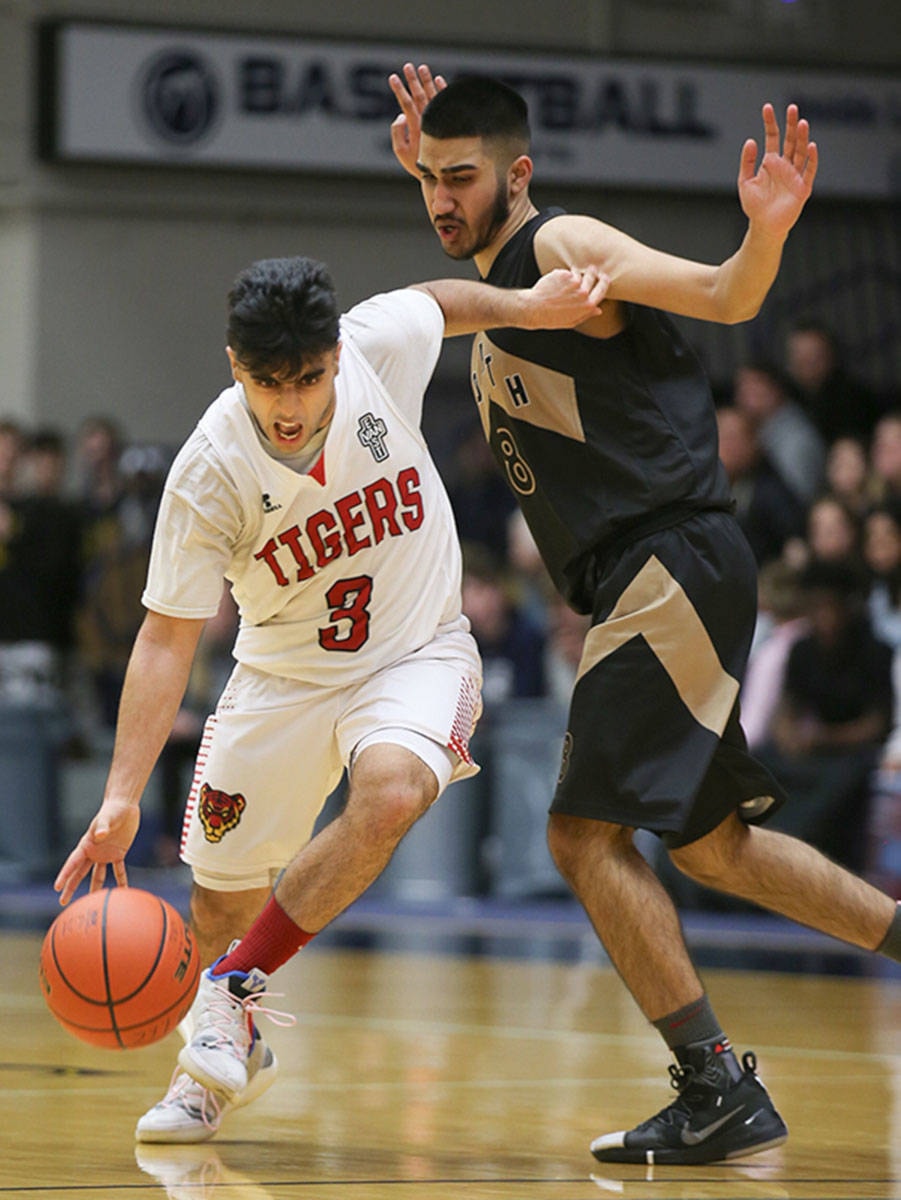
[143,289,466,685]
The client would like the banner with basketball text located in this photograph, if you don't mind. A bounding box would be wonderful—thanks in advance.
[40,21,901,198]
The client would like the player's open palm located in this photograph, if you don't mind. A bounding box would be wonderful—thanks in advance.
[388,62,446,177]
[54,798,141,905]
[738,103,817,238]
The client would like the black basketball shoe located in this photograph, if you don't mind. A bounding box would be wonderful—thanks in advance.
[590,1050,787,1165]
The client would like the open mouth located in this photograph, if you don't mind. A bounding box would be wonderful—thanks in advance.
[274,422,303,443]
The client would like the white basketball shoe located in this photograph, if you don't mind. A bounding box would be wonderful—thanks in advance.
[136,941,289,1143]
[135,1034,278,1143]
[177,948,294,1103]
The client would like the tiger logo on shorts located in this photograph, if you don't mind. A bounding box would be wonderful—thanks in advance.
[198,782,246,843]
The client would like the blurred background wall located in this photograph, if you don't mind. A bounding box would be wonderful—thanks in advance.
[0,0,898,448]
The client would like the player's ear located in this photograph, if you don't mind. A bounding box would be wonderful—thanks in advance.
[225,346,240,380]
[509,155,533,196]
[333,340,342,374]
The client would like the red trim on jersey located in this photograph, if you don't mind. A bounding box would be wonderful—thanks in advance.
[310,452,326,485]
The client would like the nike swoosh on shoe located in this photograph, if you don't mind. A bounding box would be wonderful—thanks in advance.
[680,1105,745,1145]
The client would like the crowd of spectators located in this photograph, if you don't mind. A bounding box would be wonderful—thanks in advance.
[0,416,236,870]
[1,317,899,898]
[715,323,900,884]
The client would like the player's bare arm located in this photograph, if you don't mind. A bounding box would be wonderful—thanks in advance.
[413,269,609,338]
[54,610,206,905]
[389,62,447,177]
[534,103,817,327]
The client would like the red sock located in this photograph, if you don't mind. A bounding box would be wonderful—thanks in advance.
[213,894,314,978]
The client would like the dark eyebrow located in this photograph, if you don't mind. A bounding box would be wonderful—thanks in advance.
[416,160,479,176]
[255,365,326,385]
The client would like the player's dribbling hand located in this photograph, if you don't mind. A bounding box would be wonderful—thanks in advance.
[520,266,610,329]
[54,798,141,905]
[388,62,447,177]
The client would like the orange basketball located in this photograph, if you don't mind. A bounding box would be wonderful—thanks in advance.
[39,887,200,1049]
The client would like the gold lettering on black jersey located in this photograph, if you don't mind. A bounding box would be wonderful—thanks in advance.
[471,333,585,442]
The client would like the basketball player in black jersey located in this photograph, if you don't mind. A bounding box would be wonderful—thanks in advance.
[389,65,901,1166]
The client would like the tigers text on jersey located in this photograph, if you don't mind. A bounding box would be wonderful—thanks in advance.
[143,288,467,684]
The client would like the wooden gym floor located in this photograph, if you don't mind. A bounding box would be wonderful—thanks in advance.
[2,910,900,1200]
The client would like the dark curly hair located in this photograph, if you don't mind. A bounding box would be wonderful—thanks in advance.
[226,256,341,378]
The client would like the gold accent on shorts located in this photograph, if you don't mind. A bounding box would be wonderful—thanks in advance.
[575,554,739,735]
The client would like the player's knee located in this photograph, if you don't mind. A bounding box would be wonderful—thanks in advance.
[668,816,745,885]
[370,783,432,845]
[350,770,435,848]
[547,812,622,881]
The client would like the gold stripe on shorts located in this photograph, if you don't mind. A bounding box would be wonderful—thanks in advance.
[575,554,739,736]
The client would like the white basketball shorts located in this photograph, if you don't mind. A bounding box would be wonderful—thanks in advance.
[180,625,482,891]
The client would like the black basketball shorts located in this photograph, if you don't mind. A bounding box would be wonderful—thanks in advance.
[551,510,787,847]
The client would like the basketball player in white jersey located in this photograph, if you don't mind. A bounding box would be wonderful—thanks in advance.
[54,254,608,1142]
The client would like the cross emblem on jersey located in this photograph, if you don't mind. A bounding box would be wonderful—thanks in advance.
[357,413,389,462]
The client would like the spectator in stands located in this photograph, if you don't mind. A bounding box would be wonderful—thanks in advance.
[715,405,806,566]
[741,560,808,751]
[870,411,901,501]
[15,429,83,661]
[75,441,170,728]
[862,499,901,651]
[0,419,24,499]
[446,418,517,561]
[732,360,825,504]
[783,493,864,575]
[0,419,75,878]
[756,559,893,872]
[461,541,546,708]
[784,318,883,444]
[824,435,879,518]
[0,420,82,684]
[20,429,69,499]
[0,419,25,632]
[76,415,124,516]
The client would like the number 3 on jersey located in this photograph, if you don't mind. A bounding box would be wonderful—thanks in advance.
[319,575,373,652]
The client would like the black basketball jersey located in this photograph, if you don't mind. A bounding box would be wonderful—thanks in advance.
[472,209,733,611]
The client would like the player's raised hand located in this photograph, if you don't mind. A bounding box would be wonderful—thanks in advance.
[54,798,141,905]
[388,62,447,177]
[738,103,818,239]
[520,266,610,329]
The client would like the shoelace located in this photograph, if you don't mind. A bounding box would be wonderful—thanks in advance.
[195,980,296,1056]
[241,989,297,1030]
[634,1061,728,1131]
[668,1048,757,1097]
[158,1069,222,1132]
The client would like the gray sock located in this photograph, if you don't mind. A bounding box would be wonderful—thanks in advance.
[653,995,722,1049]
[876,903,901,963]
[653,995,742,1083]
